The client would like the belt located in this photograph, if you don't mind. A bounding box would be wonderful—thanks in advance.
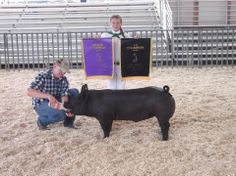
[114,62,120,65]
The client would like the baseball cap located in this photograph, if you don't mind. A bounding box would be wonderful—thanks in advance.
[56,59,70,73]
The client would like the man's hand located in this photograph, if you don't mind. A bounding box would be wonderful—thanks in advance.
[65,111,74,117]
[47,95,59,107]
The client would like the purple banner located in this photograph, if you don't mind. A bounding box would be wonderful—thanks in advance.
[82,38,113,79]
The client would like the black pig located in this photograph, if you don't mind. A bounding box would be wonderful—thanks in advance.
[64,84,175,140]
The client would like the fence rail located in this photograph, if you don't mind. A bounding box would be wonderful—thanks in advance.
[0,28,236,70]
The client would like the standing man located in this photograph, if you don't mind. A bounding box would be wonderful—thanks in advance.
[27,59,79,130]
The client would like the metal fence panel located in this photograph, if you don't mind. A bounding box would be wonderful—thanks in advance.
[0,28,235,70]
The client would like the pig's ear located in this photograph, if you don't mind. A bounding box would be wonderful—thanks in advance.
[80,84,88,95]
[80,84,89,102]
[84,84,88,90]
[81,84,86,91]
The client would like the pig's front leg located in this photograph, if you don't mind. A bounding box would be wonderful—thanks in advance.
[98,118,113,138]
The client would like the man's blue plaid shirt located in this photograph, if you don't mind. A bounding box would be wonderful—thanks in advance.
[29,69,69,107]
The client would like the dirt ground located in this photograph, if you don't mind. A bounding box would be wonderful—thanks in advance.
[0,67,235,176]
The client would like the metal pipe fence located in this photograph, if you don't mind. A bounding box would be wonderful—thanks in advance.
[0,28,235,70]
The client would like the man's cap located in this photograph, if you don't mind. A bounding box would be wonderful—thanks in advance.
[56,59,70,73]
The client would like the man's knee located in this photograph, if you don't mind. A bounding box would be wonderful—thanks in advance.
[68,88,79,97]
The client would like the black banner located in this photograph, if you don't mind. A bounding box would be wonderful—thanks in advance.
[120,38,152,80]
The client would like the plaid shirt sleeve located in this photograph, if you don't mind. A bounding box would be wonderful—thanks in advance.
[29,71,45,90]
[61,77,69,97]
[29,70,70,98]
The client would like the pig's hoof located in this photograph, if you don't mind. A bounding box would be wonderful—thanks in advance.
[162,135,169,141]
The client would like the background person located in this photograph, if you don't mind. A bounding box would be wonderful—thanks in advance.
[101,14,131,90]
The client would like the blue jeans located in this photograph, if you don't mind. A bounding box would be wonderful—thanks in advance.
[34,88,79,126]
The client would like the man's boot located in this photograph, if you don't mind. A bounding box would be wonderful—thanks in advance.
[63,116,77,129]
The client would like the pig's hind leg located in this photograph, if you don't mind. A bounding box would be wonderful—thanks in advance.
[156,116,170,141]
